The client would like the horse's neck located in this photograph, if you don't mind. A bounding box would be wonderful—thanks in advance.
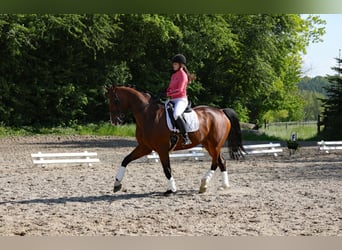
[125,90,150,114]
[130,94,163,125]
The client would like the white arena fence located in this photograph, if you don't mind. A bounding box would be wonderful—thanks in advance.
[242,142,283,157]
[147,142,284,162]
[265,121,318,127]
[147,146,205,162]
[31,151,100,167]
[317,140,342,153]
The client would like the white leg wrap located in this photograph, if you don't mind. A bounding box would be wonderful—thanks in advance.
[168,177,177,192]
[221,171,229,188]
[204,170,215,181]
[115,166,126,182]
[199,170,215,193]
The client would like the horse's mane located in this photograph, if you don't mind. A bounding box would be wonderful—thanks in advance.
[118,84,151,99]
[120,84,165,107]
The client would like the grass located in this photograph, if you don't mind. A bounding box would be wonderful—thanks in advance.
[243,123,321,141]
[0,122,136,138]
[0,122,321,141]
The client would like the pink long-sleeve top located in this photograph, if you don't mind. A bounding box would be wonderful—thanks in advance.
[166,68,188,99]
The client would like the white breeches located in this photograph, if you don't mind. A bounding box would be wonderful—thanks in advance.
[172,97,188,120]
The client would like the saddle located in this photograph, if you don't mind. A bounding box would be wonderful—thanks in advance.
[164,101,199,151]
[164,101,198,131]
[166,101,192,129]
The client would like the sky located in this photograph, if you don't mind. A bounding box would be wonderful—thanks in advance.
[301,14,342,77]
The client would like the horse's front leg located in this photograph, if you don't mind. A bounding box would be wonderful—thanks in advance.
[113,144,151,192]
[158,151,177,196]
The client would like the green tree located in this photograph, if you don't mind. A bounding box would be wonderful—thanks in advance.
[114,14,182,92]
[298,76,330,120]
[0,14,121,126]
[190,14,324,123]
[0,14,325,127]
[298,76,330,95]
[321,58,342,139]
[167,14,239,107]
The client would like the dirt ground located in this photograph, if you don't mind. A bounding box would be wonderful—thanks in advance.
[0,135,341,236]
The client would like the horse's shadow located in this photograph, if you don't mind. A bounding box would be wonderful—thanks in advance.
[0,190,197,205]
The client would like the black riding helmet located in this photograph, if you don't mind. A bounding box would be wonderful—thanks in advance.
[172,54,186,65]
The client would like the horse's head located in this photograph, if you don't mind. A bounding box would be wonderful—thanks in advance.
[105,84,126,125]
[105,84,153,125]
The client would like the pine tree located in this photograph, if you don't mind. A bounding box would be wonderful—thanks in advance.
[322,57,342,139]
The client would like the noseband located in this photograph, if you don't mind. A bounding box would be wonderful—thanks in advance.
[110,89,125,124]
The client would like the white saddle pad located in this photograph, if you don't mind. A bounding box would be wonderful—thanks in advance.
[165,102,200,133]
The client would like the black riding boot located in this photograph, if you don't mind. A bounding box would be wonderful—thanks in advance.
[175,117,192,145]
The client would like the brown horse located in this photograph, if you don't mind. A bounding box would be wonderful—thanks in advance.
[106,85,244,195]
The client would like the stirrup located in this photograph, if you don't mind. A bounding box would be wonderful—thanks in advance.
[182,135,192,145]
[169,133,178,152]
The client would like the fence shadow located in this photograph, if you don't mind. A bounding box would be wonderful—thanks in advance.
[23,137,138,149]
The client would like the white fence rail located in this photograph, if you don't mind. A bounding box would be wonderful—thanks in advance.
[147,146,205,162]
[243,143,283,157]
[317,140,342,153]
[147,143,284,162]
[267,121,317,127]
[31,151,100,166]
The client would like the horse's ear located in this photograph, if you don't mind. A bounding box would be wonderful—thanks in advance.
[103,84,113,97]
[104,83,115,91]
[104,84,110,92]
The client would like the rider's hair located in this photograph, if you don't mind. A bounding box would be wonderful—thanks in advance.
[181,64,196,83]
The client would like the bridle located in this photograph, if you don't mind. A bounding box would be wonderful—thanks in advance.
[107,85,153,125]
[109,88,125,125]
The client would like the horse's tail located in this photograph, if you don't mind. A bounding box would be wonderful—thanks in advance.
[222,108,245,160]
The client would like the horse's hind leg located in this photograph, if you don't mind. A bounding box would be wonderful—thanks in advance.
[199,166,216,193]
[199,148,228,193]
[218,154,229,190]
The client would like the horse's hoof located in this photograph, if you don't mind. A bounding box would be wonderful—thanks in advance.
[164,189,177,196]
[199,179,207,193]
[218,185,229,191]
[113,183,122,193]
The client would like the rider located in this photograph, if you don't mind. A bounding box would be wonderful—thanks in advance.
[166,54,196,145]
